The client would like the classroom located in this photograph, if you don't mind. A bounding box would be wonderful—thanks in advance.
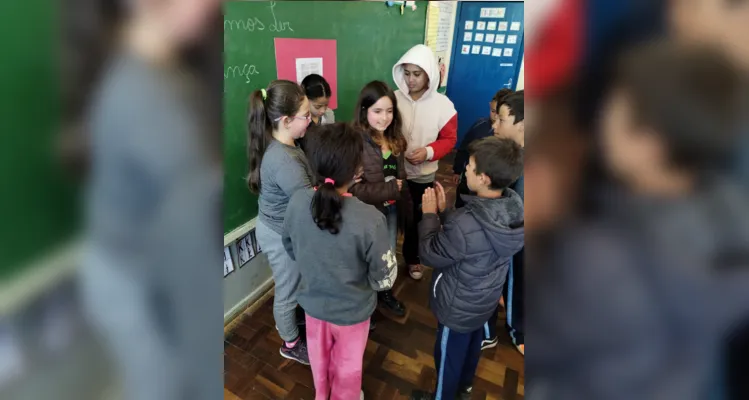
[223,1,525,399]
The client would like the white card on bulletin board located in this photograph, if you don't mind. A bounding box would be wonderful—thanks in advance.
[495,34,506,44]
[471,45,481,54]
[475,33,485,42]
[481,46,492,55]
[511,22,521,31]
[492,48,502,57]
[223,246,234,277]
[461,45,470,54]
[486,34,495,43]
[476,21,486,30]
[504,48,514,57]
[487,21,497,31]
[498,21,508,31]
[465,20,474,30]
[508,35,518,44]
[464,32,472,42]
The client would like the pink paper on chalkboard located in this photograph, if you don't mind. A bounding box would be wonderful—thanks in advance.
[274,38,338,109]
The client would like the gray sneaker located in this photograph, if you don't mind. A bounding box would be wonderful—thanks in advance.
[279,338,310,365]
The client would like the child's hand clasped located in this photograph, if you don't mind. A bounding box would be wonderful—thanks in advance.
[422,188,438,214]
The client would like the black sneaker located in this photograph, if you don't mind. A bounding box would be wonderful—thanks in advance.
[369,318,377,331]
[378,290,406,317]
[481,336,498,350]
[458,386,472,400]
[279,338,310,365]
[410,390,435,400]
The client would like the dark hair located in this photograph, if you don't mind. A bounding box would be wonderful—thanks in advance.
[247,80,306,193]
[304,123,364,234]
[615,40,744,171]
[498,90,524,124]
[353,81,407,155]
[301,74,331,100]
[469,137,524,190]
[493,88,513,104]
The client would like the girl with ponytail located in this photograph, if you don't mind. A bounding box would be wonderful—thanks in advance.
[248,80,313,365]
[282,122,397,399]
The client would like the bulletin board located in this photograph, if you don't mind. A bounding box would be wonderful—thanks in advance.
[424,1,458,89]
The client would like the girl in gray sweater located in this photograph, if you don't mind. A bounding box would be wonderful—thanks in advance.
[283,123,397,400]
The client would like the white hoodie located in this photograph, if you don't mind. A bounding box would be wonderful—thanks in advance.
[393,44,458,182]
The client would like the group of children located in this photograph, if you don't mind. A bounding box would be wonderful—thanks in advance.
[246,44,525,400]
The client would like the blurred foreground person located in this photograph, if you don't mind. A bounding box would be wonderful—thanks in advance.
[78,1,222,399]
[528,41,749,400]
[669,3,749,398]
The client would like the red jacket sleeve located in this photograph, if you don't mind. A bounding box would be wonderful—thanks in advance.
[428,114,458,161]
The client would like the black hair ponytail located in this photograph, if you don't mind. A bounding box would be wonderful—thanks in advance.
[247,80,306,193]
[306,123,364,234]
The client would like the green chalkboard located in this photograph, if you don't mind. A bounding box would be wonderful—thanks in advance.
[0,1,79,280]
[223,0,427,233]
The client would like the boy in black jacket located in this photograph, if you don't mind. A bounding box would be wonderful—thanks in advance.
[411,137,524,400]
[453,89,513,208]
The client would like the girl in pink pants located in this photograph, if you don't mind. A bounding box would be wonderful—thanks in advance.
[282,123,398,399]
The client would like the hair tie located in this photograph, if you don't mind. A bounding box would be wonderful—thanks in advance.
[260,88,267,100]
[324,178,335,185]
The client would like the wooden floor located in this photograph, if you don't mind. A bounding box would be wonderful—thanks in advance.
[224,154,524,400]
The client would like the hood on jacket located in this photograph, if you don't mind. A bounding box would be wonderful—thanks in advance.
[392,44,440,102]
[463,188,524,257]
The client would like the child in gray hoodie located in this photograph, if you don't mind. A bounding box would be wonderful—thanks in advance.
[283,122,397,400]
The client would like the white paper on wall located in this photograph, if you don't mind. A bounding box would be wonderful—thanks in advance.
[464,32,473,42]
[508,35,518,44]
[486,34,495,43]
[481,46,492,55]
[295,58,323,84]
[495,34,506,44]
[510,22,521,31]
[461,45,470,54]
[223,246,234,277]
[465,20,474,30]
[471,45,481,54]
[492,48,502,57]
[475,33,485,42]
[487,21,497,31]
[503,48,514,57]
[476,21,486,30]
[498,21,508,31]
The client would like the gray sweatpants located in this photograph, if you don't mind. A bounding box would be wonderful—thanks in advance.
[255,220,301,342]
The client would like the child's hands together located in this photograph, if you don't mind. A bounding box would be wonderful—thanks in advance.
[422,182,447,214]
[422,188,438,214]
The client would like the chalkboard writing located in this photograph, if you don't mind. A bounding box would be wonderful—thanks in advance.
[223,2,293,32]
[224,64,260,83]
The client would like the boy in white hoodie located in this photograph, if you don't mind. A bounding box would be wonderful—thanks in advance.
[392,44,458,280]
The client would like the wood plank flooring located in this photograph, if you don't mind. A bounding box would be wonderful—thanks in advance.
[224,154,524,399]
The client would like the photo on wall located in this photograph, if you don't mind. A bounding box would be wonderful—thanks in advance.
[251,229,261,254]
[237,233,257,267]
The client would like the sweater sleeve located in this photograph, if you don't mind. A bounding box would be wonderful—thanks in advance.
[426,113,458,161]
[366,216,398,291]
[418,212,467,269]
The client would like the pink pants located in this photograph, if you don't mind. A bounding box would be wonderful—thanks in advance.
[305,314,370,400]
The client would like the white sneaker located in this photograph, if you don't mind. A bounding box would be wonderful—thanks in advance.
[409,264,423,280]
[360,390,365,400]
